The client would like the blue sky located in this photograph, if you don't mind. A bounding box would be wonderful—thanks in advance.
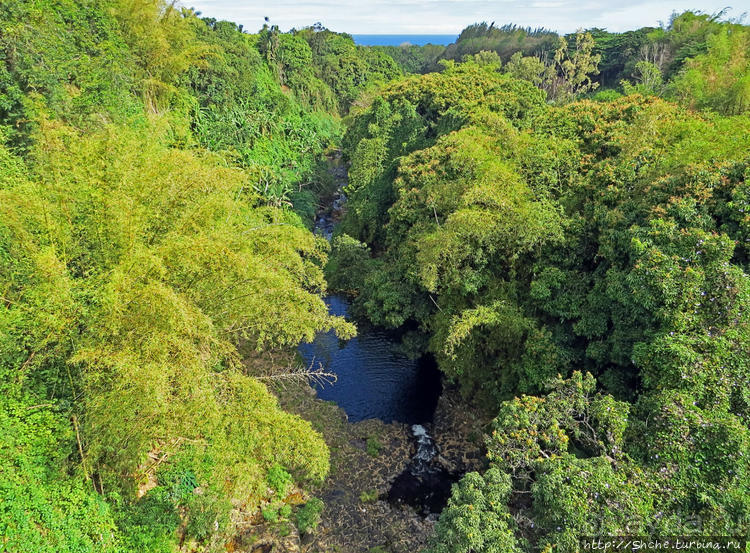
[185,1,744,34]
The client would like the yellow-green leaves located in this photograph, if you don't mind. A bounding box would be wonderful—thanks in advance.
[1,119,350,517]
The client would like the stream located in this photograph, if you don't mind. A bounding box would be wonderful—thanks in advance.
[297,295,442,424]
[296,162,460,517]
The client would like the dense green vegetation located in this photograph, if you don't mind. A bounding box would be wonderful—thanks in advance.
[2,1,749,551]
[330,14,750,552]
[385,11,749,114]
[0,1,384,550]
[372,43,447,75]
[258,24,401,113]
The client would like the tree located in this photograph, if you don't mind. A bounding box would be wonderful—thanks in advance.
[551,30,601,101]
[426,469,520,553]
[669,25,750,114]
[504,52,555,89]
[621,60,664,95]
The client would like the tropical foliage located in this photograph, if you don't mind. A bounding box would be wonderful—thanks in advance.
[3,1,750,551]
[0,1,363,551]
[331,22,750,550]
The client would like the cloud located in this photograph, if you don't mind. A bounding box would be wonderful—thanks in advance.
[184,0,741,34]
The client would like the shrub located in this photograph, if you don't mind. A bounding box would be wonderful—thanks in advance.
[359,490,379,503]
[267,464,294,497]
[296,498,324,534]
[262,502,293,524]
[366,436,383,457]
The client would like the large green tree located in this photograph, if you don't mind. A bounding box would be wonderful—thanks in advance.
[332,51,750,551]
[0,1,370,550]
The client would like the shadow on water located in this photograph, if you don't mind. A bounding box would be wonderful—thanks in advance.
[298,294,442,424]
[298,294,459,516]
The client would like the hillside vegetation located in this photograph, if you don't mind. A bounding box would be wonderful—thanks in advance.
[380,11,749,113]
[331,17,750,553]
[0,1,394,550]
[1,2,749,552]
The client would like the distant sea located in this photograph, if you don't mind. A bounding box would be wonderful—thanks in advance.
[353,34,457,47]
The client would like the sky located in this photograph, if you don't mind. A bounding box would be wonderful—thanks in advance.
[184,1,744,35]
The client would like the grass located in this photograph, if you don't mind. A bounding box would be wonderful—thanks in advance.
[366,436,383,457]
[359,489,379,503]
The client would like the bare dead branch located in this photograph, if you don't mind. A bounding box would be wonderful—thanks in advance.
[254,357,337,388]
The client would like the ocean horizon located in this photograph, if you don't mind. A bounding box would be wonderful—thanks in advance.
[353,34,457,46]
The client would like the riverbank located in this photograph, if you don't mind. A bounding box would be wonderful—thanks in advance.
[236,347,487,553]
[282,379,487,553]
[228,149,490,552]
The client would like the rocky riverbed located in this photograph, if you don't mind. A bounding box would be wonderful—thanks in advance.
[249,375,489,553]
[229,151,489,553]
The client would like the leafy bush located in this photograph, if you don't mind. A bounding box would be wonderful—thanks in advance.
[262,502,293,523]
[366,436,383,457]
[296,498,324,534]
[267,464,294,497]
[262,505,280,523]
[359,490,379,503]
[426,469,519,553]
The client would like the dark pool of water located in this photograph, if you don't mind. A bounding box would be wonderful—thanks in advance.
[297,295,442,424]
[386,466,459,516]
[385,424,460,516]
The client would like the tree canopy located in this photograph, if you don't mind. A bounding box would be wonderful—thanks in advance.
[331,28,750,550]
[0,1,365,550]
[2,2,750,551]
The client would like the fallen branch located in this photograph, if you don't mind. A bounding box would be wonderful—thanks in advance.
[254,358,337,388]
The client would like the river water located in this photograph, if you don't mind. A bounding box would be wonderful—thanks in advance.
[297,165,442,424]
[296,156,457,516]
[297,295,457,515]
[297,295,442,424]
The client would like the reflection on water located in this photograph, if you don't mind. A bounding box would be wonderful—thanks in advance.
[297,295,441,424]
